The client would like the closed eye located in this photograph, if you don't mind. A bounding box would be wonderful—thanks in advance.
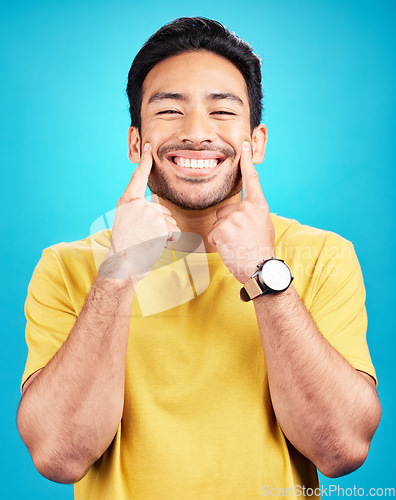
[156,110,182,115]
[211,111,236,116]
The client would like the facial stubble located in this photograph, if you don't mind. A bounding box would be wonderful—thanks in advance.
[147,160,242,210]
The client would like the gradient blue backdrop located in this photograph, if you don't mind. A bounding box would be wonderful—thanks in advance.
[1,0,395,498]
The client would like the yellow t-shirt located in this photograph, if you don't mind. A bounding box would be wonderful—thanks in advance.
[21,214,376,499]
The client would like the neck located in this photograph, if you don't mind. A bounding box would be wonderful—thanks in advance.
[155,192,242,253]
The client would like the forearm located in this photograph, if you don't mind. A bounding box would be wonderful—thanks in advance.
[254,285,381,477]
[17,275,134,483]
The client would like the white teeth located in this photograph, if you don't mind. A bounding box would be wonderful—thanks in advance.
[173,157,219,168]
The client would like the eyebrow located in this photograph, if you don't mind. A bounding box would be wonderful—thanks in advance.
[205,92,244,106]
[147,92,187,104]
[147,91,244,106]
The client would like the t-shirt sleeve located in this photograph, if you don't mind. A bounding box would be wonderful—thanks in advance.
[21,247,78,390]
[308,235,377,384]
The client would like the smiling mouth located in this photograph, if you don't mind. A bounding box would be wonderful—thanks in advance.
[171,156,222,169]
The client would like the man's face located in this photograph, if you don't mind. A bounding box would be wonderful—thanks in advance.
[136,51,254,210]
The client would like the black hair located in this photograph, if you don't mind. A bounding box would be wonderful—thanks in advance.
[126,17,263,134]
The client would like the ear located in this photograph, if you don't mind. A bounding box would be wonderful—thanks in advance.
[251,124,268,164]
[128,126,141,164]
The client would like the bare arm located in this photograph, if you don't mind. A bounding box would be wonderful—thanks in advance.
[17,143,180,483]
[208,141,381,477]
[254,285,381,478]
[17,277,135,483]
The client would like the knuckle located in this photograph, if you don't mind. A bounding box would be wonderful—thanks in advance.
[135,199,148,209]
[221,223,232,235]
[132,167,144,178]
[216,207,225,218]
[213,219,228,237]
[152,204,167,213]
[166,217,177,225]
[257,199,269,211]
[250,171,260,182]
[241,200,252,211]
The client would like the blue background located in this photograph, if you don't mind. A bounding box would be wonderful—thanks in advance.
[1,0,394,498]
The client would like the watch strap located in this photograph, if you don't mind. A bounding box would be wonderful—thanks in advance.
[239,276,267,302]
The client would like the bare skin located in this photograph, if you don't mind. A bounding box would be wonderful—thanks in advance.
[17,51,380,483]
[17,145,178,483]
[208,140,380,477]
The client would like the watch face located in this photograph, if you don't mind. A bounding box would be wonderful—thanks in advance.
[259,259,292,292]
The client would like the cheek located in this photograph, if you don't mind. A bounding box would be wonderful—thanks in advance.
[217,121,251,147]
[222,123,248,140]
[218,125,250,167]
[140,121,177,160]
[140,122,163,145]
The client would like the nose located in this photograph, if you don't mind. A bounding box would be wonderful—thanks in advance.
[177,110,217,145]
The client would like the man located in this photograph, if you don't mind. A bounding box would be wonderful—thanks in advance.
[17,17,380,499]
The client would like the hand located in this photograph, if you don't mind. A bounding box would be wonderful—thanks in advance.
[100,143,180,282]
[207,141,275,283]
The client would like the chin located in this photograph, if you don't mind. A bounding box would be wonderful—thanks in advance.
[148,175,242,211]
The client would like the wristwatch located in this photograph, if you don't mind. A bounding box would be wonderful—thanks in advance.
[239,258,293,302]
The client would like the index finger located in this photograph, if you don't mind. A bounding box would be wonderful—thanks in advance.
[123,143,153,200]
[240,141,264,201]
